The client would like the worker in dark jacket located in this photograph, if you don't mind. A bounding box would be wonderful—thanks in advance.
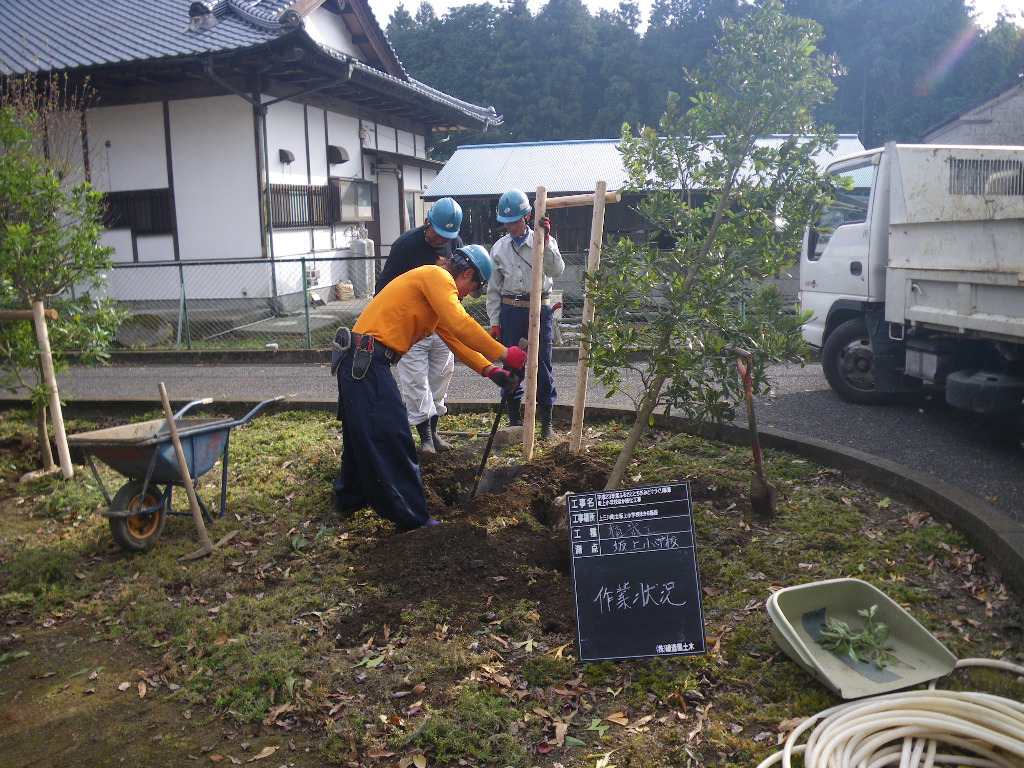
[332,245,525,532]
[375,198,464,454]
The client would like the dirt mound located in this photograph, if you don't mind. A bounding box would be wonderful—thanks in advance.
[335,443,611,643]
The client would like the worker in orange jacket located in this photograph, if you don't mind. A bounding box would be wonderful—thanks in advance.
[330,245,525,531]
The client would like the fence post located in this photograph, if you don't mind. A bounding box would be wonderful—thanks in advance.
[176,261,192,350]
[301,256,312,349]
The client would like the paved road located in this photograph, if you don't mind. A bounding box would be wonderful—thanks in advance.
[4,355,1022,524]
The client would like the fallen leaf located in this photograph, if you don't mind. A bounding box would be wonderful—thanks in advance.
[412,755,427,768]
[368,750,396,759]
[246,746,278,762]
[117,681,131,691]
[605,712,629,726]
[138,682,147,698]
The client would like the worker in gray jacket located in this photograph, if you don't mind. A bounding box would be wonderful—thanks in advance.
[486,189,565,437]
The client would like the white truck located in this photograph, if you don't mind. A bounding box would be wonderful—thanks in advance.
[800,142,1024,414]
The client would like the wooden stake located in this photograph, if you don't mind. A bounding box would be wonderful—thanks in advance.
[158,382,215,560]
[31,301,73,479]
[522,187,548,461]
[545,190,620,209]
[569,181,609,454]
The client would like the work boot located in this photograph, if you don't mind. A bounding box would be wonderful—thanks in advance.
[539,404,555,439]
[506,400,523,427]
[429,414,452,452]
[415,420,436,453]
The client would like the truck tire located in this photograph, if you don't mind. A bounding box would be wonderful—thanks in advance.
[945,369,1024,414]
[822,318,888,405]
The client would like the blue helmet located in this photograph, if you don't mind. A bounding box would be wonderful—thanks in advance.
[427,197,463,239]
[453,244,493,283]
[496,189,531,223]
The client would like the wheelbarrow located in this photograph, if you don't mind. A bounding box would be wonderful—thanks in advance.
[67,397,284,551]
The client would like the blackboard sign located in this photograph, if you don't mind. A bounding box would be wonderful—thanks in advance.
[567,482,705,662]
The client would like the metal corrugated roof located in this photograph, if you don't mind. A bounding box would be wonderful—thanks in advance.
[424,135,865,199]
[0,0,280,75]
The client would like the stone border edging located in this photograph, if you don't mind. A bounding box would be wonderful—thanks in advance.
[9,396,1021,595]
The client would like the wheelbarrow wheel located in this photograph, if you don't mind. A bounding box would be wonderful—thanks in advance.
[109,480,167,552]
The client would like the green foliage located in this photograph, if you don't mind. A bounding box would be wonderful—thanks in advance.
[0,76,123,438]
[586,1,837,487]
[815,603,900,668]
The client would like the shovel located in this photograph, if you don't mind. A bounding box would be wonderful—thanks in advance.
[469,390,508,499]
[734,349,777,517]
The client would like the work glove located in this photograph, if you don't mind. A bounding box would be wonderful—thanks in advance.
[539,215,553,242]
[487,368,520,393]
[503,344,527,372]
[490,325,501,340]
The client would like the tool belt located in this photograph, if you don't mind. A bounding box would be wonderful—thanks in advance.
[501,292,550,308]
[330,327,402,378]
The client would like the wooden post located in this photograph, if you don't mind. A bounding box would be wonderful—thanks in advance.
[522,187,547,460]
[31,301,73,479]
[544,191,620,209]
[158,382,215,560]
[569,181,609,454]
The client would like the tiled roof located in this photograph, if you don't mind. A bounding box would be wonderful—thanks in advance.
[0,0,501,131]
[0,0,284,74]
[425,135,865,199]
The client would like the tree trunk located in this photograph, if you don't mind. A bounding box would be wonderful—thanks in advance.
[604,373,667,490]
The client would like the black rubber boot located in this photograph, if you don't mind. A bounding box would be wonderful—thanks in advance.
[506,400,523,427]
[429,414,452,452]
[415,419,436,453]
[539,404,555,439]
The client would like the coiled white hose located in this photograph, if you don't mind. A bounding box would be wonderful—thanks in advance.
[755,658,1024,768]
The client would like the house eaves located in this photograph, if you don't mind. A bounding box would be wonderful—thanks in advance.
[0,0,501,134]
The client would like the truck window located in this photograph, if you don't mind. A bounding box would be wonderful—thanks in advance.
[808,161,874,260]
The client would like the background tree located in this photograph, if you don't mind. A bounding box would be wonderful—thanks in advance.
[585,1,839,489]
[0,74,123,472]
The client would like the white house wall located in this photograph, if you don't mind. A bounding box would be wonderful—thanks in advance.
[170,95,262,262]
[87,103,167,191]
[925,84,1024,145]
[305,6,361,58]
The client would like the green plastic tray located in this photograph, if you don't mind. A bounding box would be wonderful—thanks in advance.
[767,578,957,699]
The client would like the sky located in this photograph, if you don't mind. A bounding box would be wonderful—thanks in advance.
[366,0,1020,30]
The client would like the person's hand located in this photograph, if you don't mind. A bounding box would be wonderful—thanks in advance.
[503,344,527,372]
[539,215,553,242]
[490,325,501,340]
[487,367,519,393]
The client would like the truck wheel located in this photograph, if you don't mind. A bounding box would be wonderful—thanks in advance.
[822,318,887,405]
[109,481,167,552]
[946,369,1024,414]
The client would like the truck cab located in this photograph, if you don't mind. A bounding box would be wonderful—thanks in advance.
[799,143,1024,414]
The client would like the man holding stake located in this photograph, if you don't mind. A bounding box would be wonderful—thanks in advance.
[376,197,464,453]
[487,189,564,437]
[331,244,526,532]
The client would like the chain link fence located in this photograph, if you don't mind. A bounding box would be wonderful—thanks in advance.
[101,254,590,351]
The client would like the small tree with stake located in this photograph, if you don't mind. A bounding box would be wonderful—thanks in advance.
[586,1,840,490]
[0,74,123,473]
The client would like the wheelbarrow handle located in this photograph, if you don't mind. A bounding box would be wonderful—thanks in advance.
[236,395,289,425]
[173,397,214,419]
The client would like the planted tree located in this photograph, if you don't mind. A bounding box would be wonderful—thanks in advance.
[586,0,839,490]
[0,74,122,471]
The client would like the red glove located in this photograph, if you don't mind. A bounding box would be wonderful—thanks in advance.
[539,216,553,242]
[490,326,501,340]
[551,301,563,313]
[487,368,519,392]
[503,344,527,372]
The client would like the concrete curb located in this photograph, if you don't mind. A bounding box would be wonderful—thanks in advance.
[78,346,585,366]
[7,396,1022,596]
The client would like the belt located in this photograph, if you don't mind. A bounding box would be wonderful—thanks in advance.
[353,332,402,365]
[502,292,549,308]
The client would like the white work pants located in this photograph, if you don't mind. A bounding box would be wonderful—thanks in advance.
[395,333,455,426]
